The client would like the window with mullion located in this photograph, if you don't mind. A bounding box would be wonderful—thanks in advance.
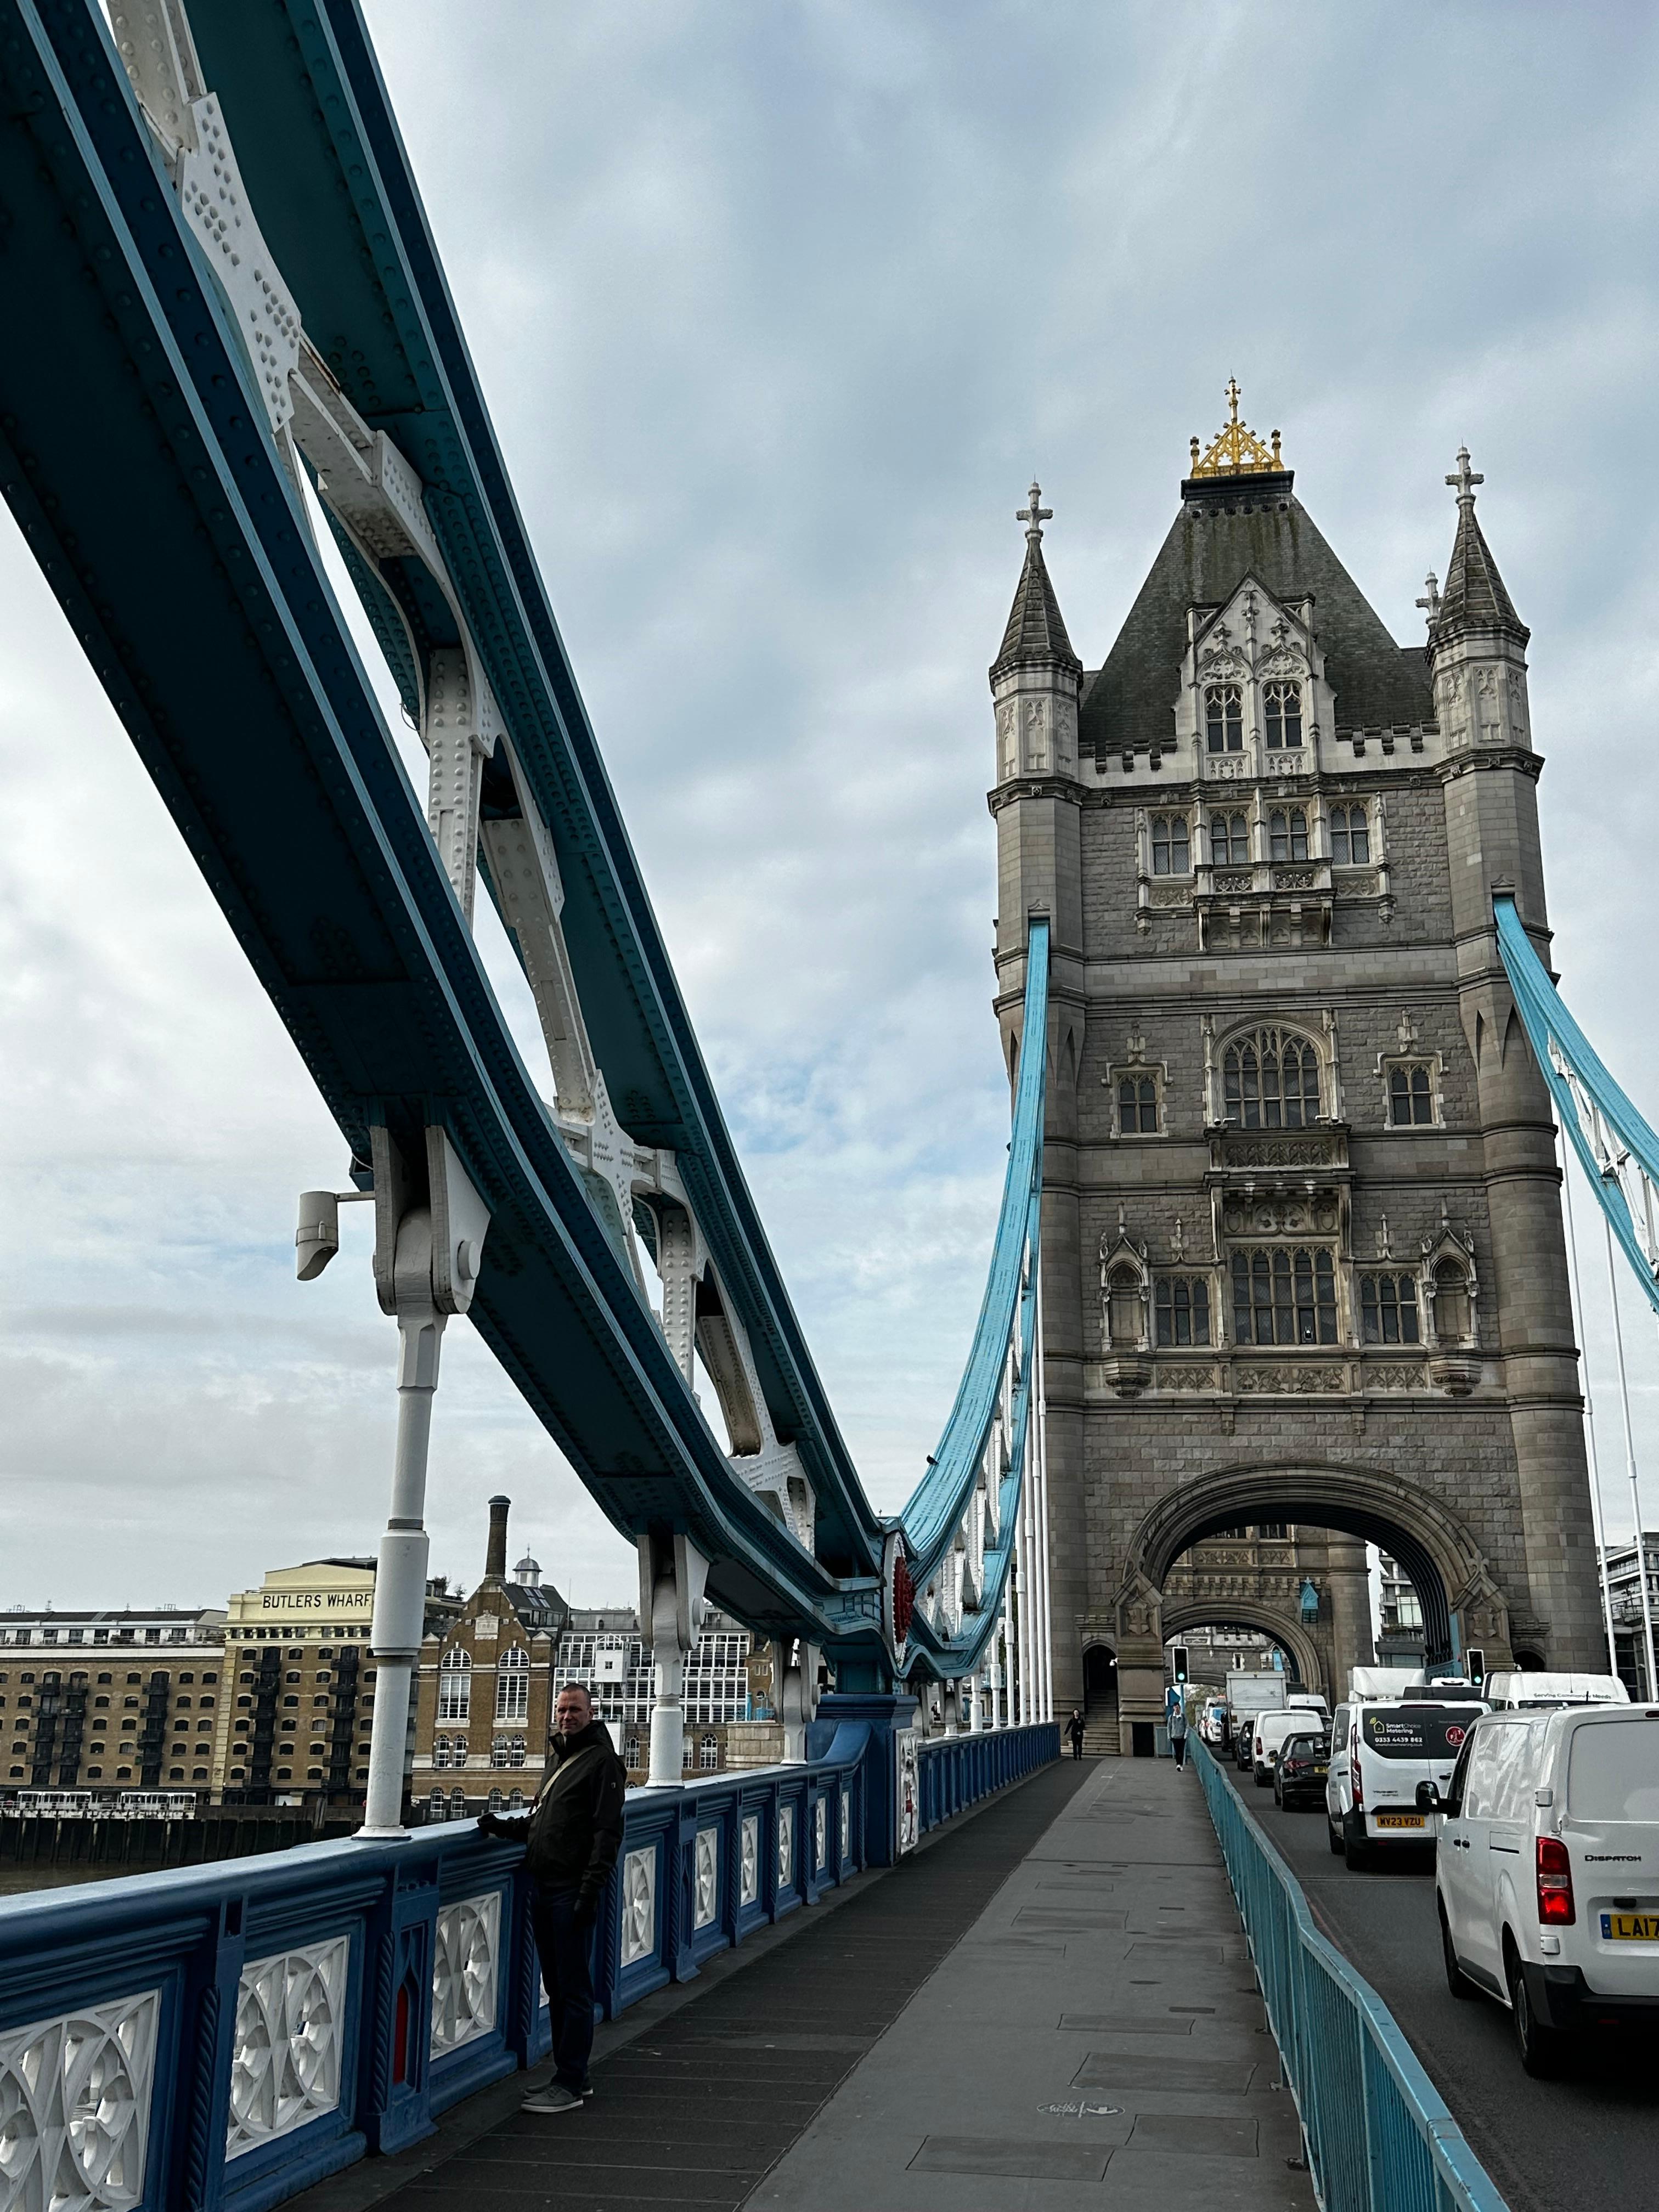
[1155,1277,1211,1347]
[1222,1028,1321,1129]
[1330,803,1371,866]
[1263,682,1302,749]
[1205,685,1244,753]
[1150,813,1190,876]
[1360,1272,1421,1344]
[1118,1075,1160,1135]
[1231,1247,1338,1345]
[1388,1064,1435,1126]
[1209,810,1249,866]
[1268,807,1309,862]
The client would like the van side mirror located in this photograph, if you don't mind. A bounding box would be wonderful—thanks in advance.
[1414,1781,1442,1814]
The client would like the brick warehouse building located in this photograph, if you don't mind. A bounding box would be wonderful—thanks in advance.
[991,388,1602,1750]
[413,1497,768,1819]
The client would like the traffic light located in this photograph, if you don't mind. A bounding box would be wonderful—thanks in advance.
[1465,1647,1485,1688]
[1172,1645,1189,1684]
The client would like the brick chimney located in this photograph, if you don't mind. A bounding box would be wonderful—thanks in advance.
[486,1494,510,1581]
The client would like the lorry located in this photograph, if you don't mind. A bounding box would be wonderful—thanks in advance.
[1226,1669,1287,1763]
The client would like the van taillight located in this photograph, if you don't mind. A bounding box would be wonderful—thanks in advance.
[1351,1756,1362,1809]
[1536,1836,1575,1926]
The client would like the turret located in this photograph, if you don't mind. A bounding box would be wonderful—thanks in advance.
[990,482,1083,786]
[1430,449,1597,1667]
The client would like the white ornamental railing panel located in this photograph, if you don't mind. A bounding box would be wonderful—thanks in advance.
[693,1829,719,1931]
[431,1890,500,2057]
[619,1848,655,1967]
[0,1989,159,2212]
[226,1935,349,2160]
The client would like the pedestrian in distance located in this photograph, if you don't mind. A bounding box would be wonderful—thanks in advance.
[477,1681,627,2115]
[1169,1697,1188,1770]
[1067,1708,1086,1759]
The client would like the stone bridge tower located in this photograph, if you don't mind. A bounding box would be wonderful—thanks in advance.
[990,387,1602,1751]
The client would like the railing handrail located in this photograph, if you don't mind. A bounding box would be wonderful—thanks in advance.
[1192,1739,1510,2212]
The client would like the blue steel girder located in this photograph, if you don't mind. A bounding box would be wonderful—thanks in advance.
[0,0,878,1646]
[898,926,1048,1681]
[1494,893,1659,1315]
[174,0,887,1574]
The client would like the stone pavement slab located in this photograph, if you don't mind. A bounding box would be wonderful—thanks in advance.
[748,1754,1313,2211]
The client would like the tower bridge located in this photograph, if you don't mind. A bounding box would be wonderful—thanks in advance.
[993,401,1603,1748]
[0,5,1650,2207]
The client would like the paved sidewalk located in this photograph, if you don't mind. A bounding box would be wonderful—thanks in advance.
[752,1754,1313,2210]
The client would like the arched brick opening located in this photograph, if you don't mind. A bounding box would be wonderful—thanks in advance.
[1124,1462,1508,1671]
[1159,1600,1324,1697]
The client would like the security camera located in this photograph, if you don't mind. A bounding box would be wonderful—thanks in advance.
[296,1185,373,1279]
[297,1191,341,1280]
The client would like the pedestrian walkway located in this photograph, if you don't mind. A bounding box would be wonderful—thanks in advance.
[754,1753,1311,2210]
[290,1755,1311,2212]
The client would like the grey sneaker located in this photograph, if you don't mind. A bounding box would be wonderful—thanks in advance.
[522,2085,582,2115]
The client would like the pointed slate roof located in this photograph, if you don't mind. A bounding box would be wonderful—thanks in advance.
[1433,449,1527,646]
[1079,472,1433,755]
[991,482,1082,685]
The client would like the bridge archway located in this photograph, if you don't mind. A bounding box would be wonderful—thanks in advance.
[1113,1463,1511,1748]
[1160,1603,1324,1699]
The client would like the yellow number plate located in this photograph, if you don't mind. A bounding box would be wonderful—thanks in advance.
[1602,1913,1659,1941]
[1374,1812,1425,1830]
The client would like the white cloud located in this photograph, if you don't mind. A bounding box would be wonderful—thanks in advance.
[4,0,1659,1622]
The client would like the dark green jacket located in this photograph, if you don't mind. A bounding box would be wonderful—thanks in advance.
[495,1721,627,1904]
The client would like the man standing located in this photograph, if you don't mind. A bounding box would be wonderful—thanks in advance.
[478,1681,627,2115]
[1168,1696,1188,1771]
[1066,1708,1086,1760]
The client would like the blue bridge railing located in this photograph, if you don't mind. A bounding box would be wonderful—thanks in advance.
[1192,1740,1509,2212]
[916,1723,1059,1832]
[0,1717,1054,2212]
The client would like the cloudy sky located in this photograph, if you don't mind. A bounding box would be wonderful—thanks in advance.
[4,1,1659,1618]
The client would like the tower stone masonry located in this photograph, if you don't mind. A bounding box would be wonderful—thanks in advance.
[990,390,1603,1752]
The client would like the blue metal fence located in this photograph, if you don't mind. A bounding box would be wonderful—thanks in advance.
[1191,1740,1509,2212]
[917,1723,1059,1831]
[0,1718,1054,2212]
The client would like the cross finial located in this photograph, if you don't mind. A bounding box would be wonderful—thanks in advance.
[1446,445,1483,505]
[1415,571,1441,628]
[1018,480,1052,543]
[1225,376,1242,424]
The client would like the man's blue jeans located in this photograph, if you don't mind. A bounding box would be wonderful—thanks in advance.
[530,1886,597,2091]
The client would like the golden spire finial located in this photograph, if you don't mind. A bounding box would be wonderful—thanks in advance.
[1187,379,1285,479]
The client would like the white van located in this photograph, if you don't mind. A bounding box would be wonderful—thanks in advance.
[1326,1695,1487,1865]
[1253,1708,1320,1785]
[1482,1672,1629,1712]
[1424,1704,1659,2074]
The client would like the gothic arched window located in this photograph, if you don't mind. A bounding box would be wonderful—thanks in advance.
[1222,1028,1322,1129]
[495,1645,529,1722]
[438,1650,471,1723]
[1118,1076,1159,1135]
[1209,810,1249,866]
[1330,803,1370,866]
[1263,682,1302,749]
[1107,1265,1143,1348]
[699,1733,720,1769]
[1389,1065,1435,1126]
[1205,685,1243,753]
[1268,808,1309,862]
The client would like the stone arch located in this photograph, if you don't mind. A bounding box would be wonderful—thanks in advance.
[1158,1599,1325,1699]
[1120,1461,1511,1672]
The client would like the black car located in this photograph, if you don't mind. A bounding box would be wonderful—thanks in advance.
[1274,1730,1331,1809]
